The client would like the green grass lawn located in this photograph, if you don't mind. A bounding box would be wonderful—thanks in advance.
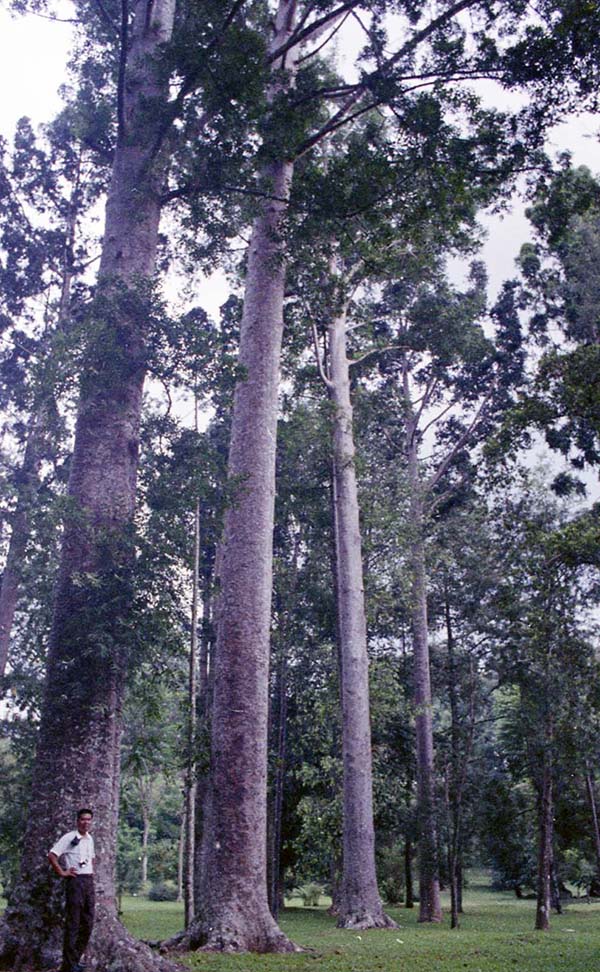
[117,875,600,972]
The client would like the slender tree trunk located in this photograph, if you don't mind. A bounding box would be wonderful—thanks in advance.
[269,650,288,920]
[404,838,414,909]
[456,852,464,913]
[585,767,600,880]
[445,586,461,929]
[0,4,180,970]
[327,292,394,930]
[535,746,553,930]
[177,813,185,904]
[184,495,200,928]
[141,802,150,887]
[403,363,441,924]
[193,582,212,909]
[185,0,301,953]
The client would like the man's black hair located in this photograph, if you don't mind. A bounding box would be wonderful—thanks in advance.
[77,808,94,819]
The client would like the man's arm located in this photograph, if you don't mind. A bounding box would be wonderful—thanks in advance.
[48,851,77,878]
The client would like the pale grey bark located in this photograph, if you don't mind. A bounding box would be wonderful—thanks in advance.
[326,292,395,929]
[182,0,301,953]
[402,361,442,923]
[0,4,180,970]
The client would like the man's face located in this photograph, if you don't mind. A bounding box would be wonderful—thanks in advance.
[77,814,93,835]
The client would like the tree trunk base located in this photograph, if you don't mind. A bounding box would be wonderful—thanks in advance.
[162,917,301,955]
[88,910,187,972]
[336,911,398,930]
[0,908,186,972]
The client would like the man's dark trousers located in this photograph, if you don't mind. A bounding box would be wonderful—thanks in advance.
[62,874,95,972]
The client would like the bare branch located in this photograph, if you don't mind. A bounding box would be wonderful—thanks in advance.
[293,0,482,157]
[311,320,333,389]
[269,0,362,63]
[413,376,439,430]
[427,390,494,492]
[419,394,460,439]
[349,343,404,368]
[298,11,352,65]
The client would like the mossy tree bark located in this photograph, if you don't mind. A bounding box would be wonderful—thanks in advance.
[0,3,180,970]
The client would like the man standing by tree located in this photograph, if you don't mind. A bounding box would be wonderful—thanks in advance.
[48,809,95,972]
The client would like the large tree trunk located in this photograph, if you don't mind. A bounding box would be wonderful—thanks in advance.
[403,367,441,923]
[0,4,180,970]
[327,296,395,930]
[181,0,300,953]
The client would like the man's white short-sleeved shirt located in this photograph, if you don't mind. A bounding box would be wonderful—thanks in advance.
[49,831,95,875]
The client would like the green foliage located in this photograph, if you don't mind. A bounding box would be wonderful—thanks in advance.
[294,883,323,907]
[377,842,406,905]
[147,880,179,902]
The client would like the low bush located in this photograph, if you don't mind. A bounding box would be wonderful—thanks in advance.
[148,880,179,902]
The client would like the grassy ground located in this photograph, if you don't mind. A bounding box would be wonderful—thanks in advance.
[118,874,600,972]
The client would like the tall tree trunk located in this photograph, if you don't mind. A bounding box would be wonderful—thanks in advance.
[585,767,600,881]
[403,363,441,923]
[269,649,288,920]
[535,745,553,930]
[404,838,414,909]
[177,812,185,903]
[193,581,212,910]
[0,4,179,970]
[184,496,200,928]
[327,293,394,930]
[445,585,461,929]
[141,799,151,887]
[185,0,301,953]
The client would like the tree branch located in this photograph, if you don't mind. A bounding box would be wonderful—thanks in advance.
[268,0,362,63]
[427,390,494,492]
[298,11,352,65]
[349,343,404,368]
[311,320,333,389]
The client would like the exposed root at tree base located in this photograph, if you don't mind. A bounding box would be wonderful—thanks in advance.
[162,922,302,955]
[85,912,187,972]
[337,911,398,930]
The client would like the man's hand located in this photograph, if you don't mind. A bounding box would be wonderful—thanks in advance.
[65,866,78,877]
